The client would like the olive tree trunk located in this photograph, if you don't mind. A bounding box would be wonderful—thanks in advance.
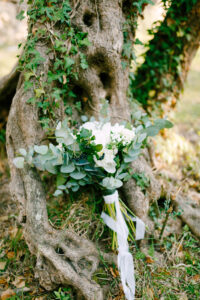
[5,1,160,298]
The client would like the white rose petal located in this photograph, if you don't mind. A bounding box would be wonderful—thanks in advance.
[94,149,116,173]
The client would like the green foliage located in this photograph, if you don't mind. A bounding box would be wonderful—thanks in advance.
[122,0,154,67]
[130,0,198,113]
[18,0,90,129]
[0,129,6,144]
[16,10,25,20]
[54,287,73,300]
[132,172,150,191]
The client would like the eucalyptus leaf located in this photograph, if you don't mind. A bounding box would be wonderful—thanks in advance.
[117,172,129,180]
[145,125,159,137]
[128,148,141,157]
[34,145,48,155]
[124,151,139,163]
[154,119,173,129]
[137,133,147,143]
[132,111,142,120]
[61,163,75,173]
[57,185,66,190]
[74,159,90,166]
[51,154,63,166]
[101,177,123,190]
[70,171,86,180]
[13,157,24,169]
[72,185,80,192]
[53,190,63,196]
[135,125,143,134]
[81,115,88,122]
[33,156,45,171]
[49,143,60,155]
[45,161,57,174]
[55,123,75,146]
[124,155,134,163]
[84,165,97,172]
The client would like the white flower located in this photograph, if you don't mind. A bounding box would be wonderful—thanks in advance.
[111,124,135,146]
[94,148,116,173]
[80,121,135,173]
[81,121,111,149]
[80,121,99,132]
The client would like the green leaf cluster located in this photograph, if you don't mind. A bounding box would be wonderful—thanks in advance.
[130,0,198,113]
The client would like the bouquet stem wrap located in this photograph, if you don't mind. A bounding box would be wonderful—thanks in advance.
[101,190,145,300]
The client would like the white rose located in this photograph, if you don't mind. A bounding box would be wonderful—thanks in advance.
[81,121,112,149]
[80,121,99,132]
[94,148,116,173]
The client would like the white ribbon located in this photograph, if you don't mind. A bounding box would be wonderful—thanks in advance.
[101,190,145,300]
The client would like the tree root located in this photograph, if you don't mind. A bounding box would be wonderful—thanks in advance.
[25,224,116,299]
[6,79,116,299]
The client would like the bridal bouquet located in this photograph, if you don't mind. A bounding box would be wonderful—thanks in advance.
[14,117,172,300]
[13,119,149,194]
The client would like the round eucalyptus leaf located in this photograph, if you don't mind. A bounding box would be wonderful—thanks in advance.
[53,190,63,196]
[45,161,57,174]
[101,177,123,190]
[70,171,86,180]
[13,157,24,169]
[34,145,48,155]
[61,163,75,173]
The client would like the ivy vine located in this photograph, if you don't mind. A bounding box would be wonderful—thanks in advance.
[18,0,91,130]
[130,0,198,114]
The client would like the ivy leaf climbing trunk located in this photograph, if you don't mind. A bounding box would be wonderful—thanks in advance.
[131,0,200,113]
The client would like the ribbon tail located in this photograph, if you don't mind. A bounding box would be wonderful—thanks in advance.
[102,191,145,300]
[131,217,145,240]
[101,212,117,233]
[118,250,135,300]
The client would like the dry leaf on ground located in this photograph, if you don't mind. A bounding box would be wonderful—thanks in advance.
[0,262,6,270]
[1,288,15,300]
[12,276,26,288]
[6,252,15,259]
